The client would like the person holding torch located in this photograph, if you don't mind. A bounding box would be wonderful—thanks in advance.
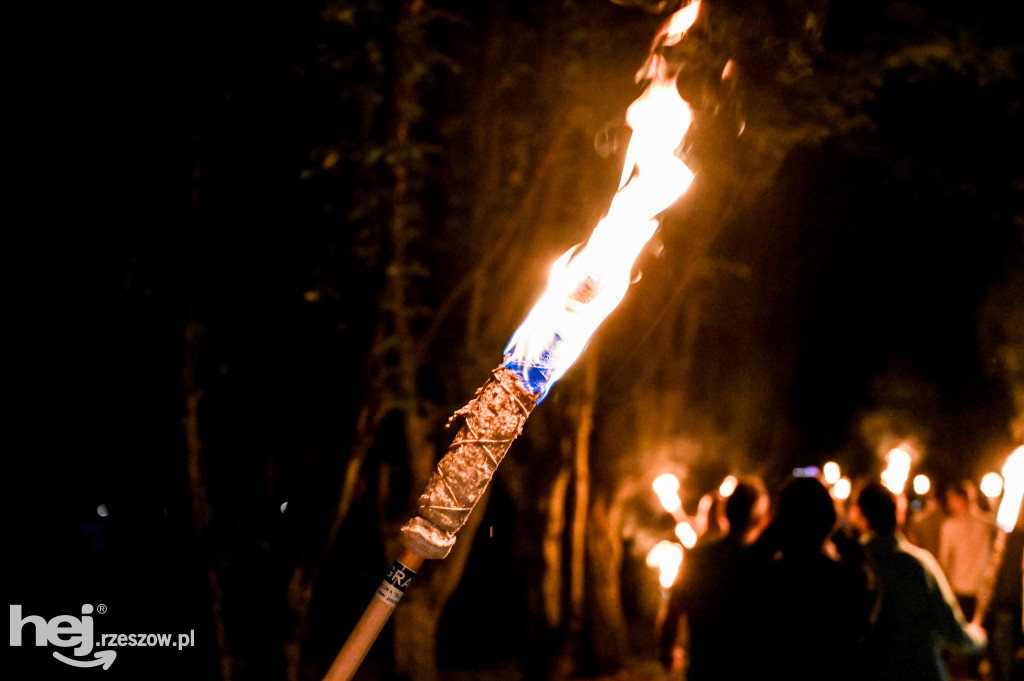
[938,479,995,622]
[851,482,986,681]
[659,477,768,681]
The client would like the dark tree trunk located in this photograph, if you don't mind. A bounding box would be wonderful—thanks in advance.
[586,491,629,671]
[183,315,234,681]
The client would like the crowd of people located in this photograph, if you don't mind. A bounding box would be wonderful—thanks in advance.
[658,474,1024,681]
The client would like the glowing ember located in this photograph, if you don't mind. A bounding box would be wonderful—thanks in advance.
[719,475,738,498]
[646,540,684,588]
[882,446,912,495]
[996,446,1024,533]
[979,472,1003,500]
[831,477,851,501]
[823,462,841,485]
[913,474,931,496]
[653,473,683,515]
[675,521,698,548]
[503,1,700,399]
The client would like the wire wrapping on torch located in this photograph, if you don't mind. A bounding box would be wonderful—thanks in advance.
[401,366,540,559]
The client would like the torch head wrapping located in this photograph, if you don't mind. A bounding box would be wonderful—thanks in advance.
[401,367,539,559]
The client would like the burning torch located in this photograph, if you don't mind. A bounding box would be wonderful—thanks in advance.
[652,473,697,569]
[971,445,1024,627]
[881,445,912,496]
[654,473,685,520]
[321,5,702,680]
[653,472,699,545]
[646,540,684,590]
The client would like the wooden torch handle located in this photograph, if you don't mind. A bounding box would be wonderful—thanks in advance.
[322,550,426,681]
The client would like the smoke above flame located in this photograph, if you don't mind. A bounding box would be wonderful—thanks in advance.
[504,2,700,399]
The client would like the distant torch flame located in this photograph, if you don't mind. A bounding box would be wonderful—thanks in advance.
[660,1,701,47]
[503,2,700,399]
[832,477,852,501]
[996,446,1024,533]
[719,475,738,498]
[823,462,841,486]
[980,472,1003,500]
[653,473,683,515]
[675,521,698,548]
[646,540,684,588]
[882,446,912,495]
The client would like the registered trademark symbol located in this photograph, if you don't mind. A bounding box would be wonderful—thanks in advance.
[97,604,107,614]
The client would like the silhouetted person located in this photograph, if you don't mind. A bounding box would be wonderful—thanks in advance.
[852,482,985,681]
[660,477,769,681]
[748,476,870,681]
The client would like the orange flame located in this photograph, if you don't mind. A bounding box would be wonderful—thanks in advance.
[504,2,700,397]
[661,1,701,46]
[996,446,1024,533]
[675,520,698,548]
[653,473,683,515]
[881,445,912,495]
[646,540,684,588]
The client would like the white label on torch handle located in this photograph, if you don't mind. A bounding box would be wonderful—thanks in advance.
[375,560,417,607]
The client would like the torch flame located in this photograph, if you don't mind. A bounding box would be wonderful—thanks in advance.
[504,1,700,398]
[646,540,684,588]
[661,1,701,47]
[675,520,698,548]
[882,446,912,495]
[719,475,738,498]
[996,446,1024,533]
[653,473,683,515]
[823,461,841,486]
[831,477,852,501]
[980,472,1003,500]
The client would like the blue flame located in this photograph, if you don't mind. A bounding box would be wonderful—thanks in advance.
[503,333,564,402]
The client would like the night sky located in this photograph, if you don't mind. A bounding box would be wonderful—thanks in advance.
[11,0,1023,679]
